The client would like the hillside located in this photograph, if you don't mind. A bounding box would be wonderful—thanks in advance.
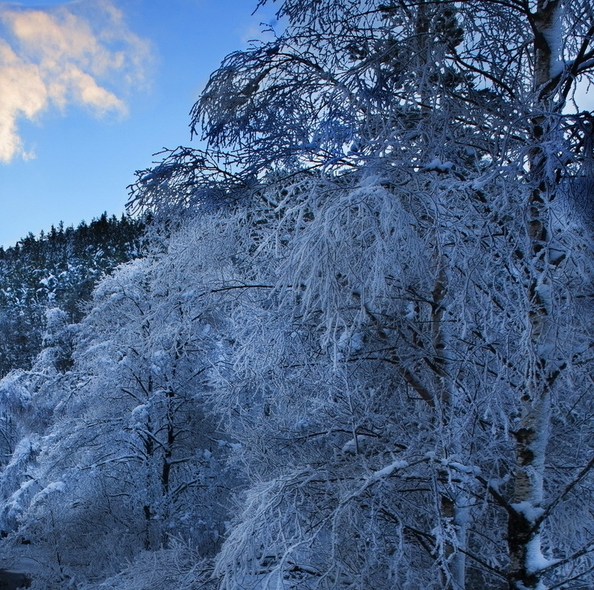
[0,213,147,377]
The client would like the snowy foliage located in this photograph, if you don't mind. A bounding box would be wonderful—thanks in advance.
[0,213,146,377]
[2,1,594,589]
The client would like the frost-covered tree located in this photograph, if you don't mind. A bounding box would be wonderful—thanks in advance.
[131,0,594,208]
[0,218,246,586]
[195,170,593,590]
[128,1,594,589]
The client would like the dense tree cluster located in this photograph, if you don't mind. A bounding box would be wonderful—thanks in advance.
[0,213,147,377]
[0,231,233,586]
[1,1,594,589]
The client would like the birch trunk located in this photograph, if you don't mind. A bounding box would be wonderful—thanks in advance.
[508,2,562,588]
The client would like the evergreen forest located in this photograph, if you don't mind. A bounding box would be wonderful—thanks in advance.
[0,214,147,378]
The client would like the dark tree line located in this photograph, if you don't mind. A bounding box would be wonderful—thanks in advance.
[0,213,147,377]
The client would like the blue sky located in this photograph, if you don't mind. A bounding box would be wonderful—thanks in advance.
[0,0,277,247]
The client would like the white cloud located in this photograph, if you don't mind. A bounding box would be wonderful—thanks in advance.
[0,0,152,162]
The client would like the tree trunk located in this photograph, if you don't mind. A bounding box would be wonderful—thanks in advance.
[508,2,562,588]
